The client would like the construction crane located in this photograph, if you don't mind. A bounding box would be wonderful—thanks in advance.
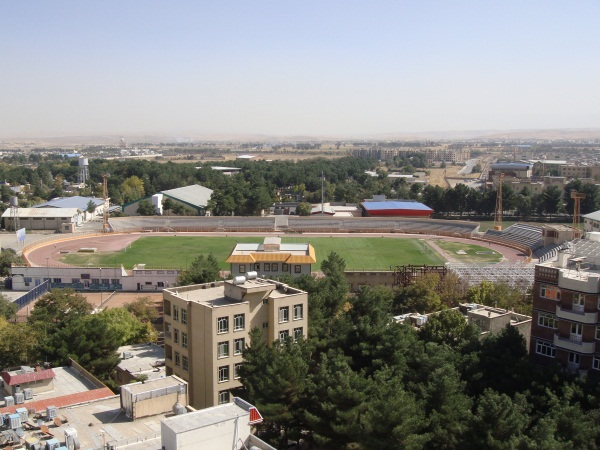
[102,173,110,233]
[571,190,585,240]
[494,173,504,231]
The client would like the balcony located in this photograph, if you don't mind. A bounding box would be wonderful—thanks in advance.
[556,305,598,324]
[558,270,600,293]
[554,333,596,353]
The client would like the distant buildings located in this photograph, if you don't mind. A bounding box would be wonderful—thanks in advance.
[361,196,434,218]
[122,184,213,216]
[163,276,308,409]
[351,147,470,164]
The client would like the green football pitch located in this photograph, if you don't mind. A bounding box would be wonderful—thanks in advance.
[59,236,449,271]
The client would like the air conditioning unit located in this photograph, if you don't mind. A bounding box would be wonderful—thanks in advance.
[5,396,14,406]
[24,388,33,400]
[15,392,25,404]
[122,352,132,359]
[16,407,28,422]
[46,405,58,419]
[8,413,21,429]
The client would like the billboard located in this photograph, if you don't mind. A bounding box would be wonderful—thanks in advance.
[16,228,26,242]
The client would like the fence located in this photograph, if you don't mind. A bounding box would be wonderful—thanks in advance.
[13,279,50,309]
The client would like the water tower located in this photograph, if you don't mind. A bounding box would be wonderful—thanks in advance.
[9,196,19,231]
[78,157,89,185]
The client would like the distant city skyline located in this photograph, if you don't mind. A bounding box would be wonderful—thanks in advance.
[1,1,599,138]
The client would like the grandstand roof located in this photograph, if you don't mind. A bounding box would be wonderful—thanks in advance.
[361,201,433,217]
[34,196,104,210]
[161,184,213,208]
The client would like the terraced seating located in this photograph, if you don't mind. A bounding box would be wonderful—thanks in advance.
[482,223,543,253]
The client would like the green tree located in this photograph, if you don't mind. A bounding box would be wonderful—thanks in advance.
[419,309,479,348]
[296,202,312,216]
[176,253,221,285]
[125,296,159,322]
[0,294,18,320]
[86,200,96,214]
[0,249,24,276]
[0,318,38,368]
[162,197,174,216]
[96,308,155,345]
[136,199,156,216]
[121,175,145,202]
[540,185,562,214]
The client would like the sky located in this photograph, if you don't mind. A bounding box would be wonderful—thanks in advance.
[1,1,600,138]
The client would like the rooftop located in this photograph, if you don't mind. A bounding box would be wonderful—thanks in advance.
[161,184,213,208]
[361,200,433,212]
[1,208,80,218]
[34,196,104,210]
[116,343,165,380]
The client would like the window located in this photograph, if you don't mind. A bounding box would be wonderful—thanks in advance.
[294,327,303,342]
[234,363,242,379]
[166,323,172,338]
[182,332,188,349]
[254,263,260,271]
[174,329,179,344]
[234,338,245,355]
[181,309,187,325]
[218,341,229,359]
[573,293,585,312]
[173,305,179,321]
[262,298,268,305]
[293,304,303,320]
[182,356,188,371]
[264,263,271,272]
[218,365,229,382]
[271,263,278,272]
[282,263,289,272]
[53,278,61,283]
[535,340,556,357]
[174,352,180,366]
[101,278,109,284]
[91,278,99,284]
[279,330,289,342]
[239,264,246,273]
[111,278,120,285]
[279,306,289,323]
[217,316,229,334]
[568,352,580,366]
[71,278,80,284]
[596,326,600,340]
[262,322,268,328]
[538,312,558,329]
[234,314,245,331]
[540,284,560,300]
[218,390,229,405]
[295,265,301,273]
[593,356,600,370]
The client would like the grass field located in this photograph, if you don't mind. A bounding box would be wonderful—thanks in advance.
[433,240,502,263]
[60,236,446,271]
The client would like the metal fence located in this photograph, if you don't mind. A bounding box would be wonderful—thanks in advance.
[14,279,50,309]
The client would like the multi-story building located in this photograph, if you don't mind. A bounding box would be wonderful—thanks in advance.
[560,164,600,180]
[531,237,600,374]
[226,237,316,278]
[162,275,308,409]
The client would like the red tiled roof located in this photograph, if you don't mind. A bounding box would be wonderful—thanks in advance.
[1,368,56,386]
[0,387,115,415]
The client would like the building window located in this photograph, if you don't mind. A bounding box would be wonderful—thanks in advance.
[218,341,229,359]
[262,298,268,305]
[92,278,99,284]
[234,363,242,379]
[293,304,303,320]
[101,278,109,284]
[182,332,188,348]
[174,329,179,344]
[295,265,301,273]
[111,278,120,285]
[593,356,600,370]
[282,263,289,272]
[52,278,61,284]
[568,352,580,367]
[264,263,271,272]
[166,323,172,338]
[279,306,289,323]
[279,330,289,342]
[271,263,278,272]
[174,352,180,366]
[71,278,80,284]
[234,314,245,331]
[173,305,179,321]
[294,327,303,342]
[239,264,246,273]
[181,309,187,325]
[218,365,229,382]
[535,340,556,358]
[234,338,245,355]
[538,312,558,329]
[217,316,229,334]
[182,356,188,371]
[540,284,560,300]
[254,263,260,271]
[262,322,268,328]
[596,326,600,340]
[218,390,229,405]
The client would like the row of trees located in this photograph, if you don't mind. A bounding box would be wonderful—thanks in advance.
[238,253,600,449]
[0,290,158,388]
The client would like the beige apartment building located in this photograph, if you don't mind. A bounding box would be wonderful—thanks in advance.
[163,276,308,409]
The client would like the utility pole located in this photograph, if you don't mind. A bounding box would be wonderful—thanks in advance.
[494,172,504,231]
[102,173,110,233]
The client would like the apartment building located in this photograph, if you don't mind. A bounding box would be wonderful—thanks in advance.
[560,164,600,180]
[531,237,600,375]
[162,275,308,409]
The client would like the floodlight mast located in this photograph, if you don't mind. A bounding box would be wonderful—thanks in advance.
[102,173,110,233]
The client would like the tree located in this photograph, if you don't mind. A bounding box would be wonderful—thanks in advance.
[0,249,24,276]
[176,253,221,285]
[540,186,562,214]
[419,309,479,348]
[296,202,312,216]
[0,294,18,320]
[121,175,145,202]
[162,197,174,216]
[0,318,38,368]
[86,200,96,214]
[136,199,156,216]
[96,308,156,345]
[125,296,159,322]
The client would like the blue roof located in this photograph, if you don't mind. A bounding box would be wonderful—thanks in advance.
[362,201,433,211]
[34,196,104,210]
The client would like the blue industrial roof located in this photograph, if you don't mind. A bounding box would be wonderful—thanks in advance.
[34,196,104,210]
[362,201,433,211]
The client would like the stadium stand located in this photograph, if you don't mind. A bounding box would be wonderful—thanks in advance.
[482,223,543,255]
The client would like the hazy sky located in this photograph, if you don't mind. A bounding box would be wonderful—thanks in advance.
[2,1,600,137]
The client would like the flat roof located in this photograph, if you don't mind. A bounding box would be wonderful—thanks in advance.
[121,375,185,396]
[361,201,433,212]
[1,208,80,218]
[116,343,165,379]
[163,402,249,433]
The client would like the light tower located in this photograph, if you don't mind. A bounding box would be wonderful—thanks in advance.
[102,173,111,233]
[78,157,89,186]
[494,172,504,231]
[571,190,586,240]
